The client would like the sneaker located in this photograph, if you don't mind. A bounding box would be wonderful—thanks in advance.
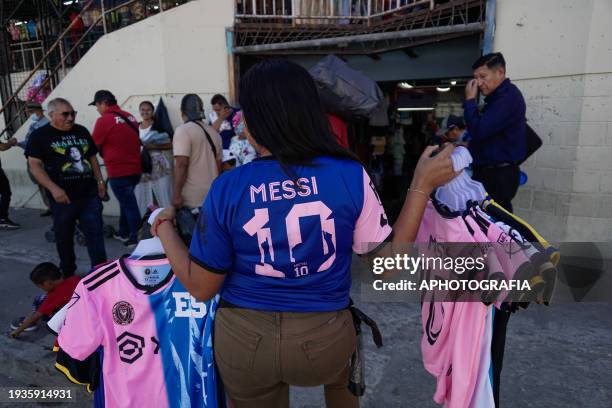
[113,233,129,243]
[0,218,20,230]
[10,317,37,332]
[124,239,138,249]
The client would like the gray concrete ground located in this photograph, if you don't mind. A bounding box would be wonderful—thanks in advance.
[0,208,611,407]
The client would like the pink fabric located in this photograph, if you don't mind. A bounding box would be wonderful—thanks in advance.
[58,259,173,408]
[352,168,392,254]
[463,214,507,309]
[471,207,533,282]
[416,202,490,408]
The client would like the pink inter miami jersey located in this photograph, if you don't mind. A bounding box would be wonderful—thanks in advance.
[57,257,220,408]
[416,201,491,408]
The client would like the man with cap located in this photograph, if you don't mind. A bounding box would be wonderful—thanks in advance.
[172,94,222,214]
[90,90,142,247]
[20,102,50,149]
[19,101,52,216]
[430,115,470,145]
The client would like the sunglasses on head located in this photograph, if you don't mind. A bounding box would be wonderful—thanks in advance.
[60,111,77,118]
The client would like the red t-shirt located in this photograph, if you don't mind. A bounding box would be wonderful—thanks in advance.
[37,276,81,317]
[92,105,141,178]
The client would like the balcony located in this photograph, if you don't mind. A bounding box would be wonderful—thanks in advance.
[233,0,486,53]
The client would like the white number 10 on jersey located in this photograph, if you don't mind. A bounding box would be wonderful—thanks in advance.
[243,201,336,278]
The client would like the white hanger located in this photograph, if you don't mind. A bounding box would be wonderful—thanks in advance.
[434,146,486,212]
[129,237,165,259]
[128,208,166,259]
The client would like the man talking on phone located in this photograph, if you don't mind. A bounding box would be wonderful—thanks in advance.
[463,52,526,213]
[208,94,239,149]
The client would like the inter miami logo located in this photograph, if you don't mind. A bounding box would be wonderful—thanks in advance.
[117,331,145,364]
[112,301,135,325]
[144,268,151,275]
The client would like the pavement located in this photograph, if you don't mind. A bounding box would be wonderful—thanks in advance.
[0,208,611,407]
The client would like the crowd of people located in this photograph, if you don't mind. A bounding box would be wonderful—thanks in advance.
[2,89,251,269]
[2,52,529,408]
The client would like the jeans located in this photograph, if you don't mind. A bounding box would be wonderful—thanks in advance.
[49,191,107,277]
[109,174,141,241]
[0,167,12,219]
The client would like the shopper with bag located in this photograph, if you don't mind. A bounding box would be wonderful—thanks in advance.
[90,90,142,247]
[152,60,457,408]
[171,94,222,244]
[463,52,527,213]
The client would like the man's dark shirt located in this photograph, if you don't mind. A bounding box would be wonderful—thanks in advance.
[463,78,526,166]
[26,124,98,200]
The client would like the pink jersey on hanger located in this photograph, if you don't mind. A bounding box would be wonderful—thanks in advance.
[57,257,221,408]
[416,201,491,408]
[470,206,538,303]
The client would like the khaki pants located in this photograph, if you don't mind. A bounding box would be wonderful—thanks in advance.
[215,307,359,408]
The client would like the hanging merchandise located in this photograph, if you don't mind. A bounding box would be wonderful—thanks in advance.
[369,95,390,127]
[54,226,223,408]
[25,72,51,103]
[309,54,383,120]
[370,135,386,156]
[26,20,38,40]
[154,97,175,138]
[390,127,405,176]
[18,22,28,41]
[417,146,559,408]
[7,21,21,41]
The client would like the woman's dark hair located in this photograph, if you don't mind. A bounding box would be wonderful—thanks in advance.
[180,94,205,121]
[238,59,359,168]
[139,100,165,133]
[139,100,155,111]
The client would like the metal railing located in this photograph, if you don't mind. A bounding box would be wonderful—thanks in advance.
[9,41,45,72]
[235,0,435,24]
[0,0,193,139]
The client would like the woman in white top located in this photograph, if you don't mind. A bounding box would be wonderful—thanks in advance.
[134,101,173,216]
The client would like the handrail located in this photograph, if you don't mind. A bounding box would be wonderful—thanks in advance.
[0,0,191,139]
[0,0,96,131]
[9,40,44,49]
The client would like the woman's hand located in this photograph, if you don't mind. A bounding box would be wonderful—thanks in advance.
[411,144,458,194]
[150,207,176,237]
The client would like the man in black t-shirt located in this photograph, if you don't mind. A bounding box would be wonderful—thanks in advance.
[26,97,107,277]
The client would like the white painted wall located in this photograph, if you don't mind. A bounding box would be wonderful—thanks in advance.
[495,0,612,241]
[1,0,234,215]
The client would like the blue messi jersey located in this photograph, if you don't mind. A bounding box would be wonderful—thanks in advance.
[189,156,392,312]
[56,257,220,408]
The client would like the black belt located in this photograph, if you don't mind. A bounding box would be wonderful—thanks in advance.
[473,162,517,169]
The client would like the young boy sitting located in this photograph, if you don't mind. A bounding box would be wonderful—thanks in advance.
[9,262,80,338]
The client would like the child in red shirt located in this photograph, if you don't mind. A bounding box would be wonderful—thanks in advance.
[9,262,80,338]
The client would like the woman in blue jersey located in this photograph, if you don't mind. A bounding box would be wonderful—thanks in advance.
[153,60,456,407]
